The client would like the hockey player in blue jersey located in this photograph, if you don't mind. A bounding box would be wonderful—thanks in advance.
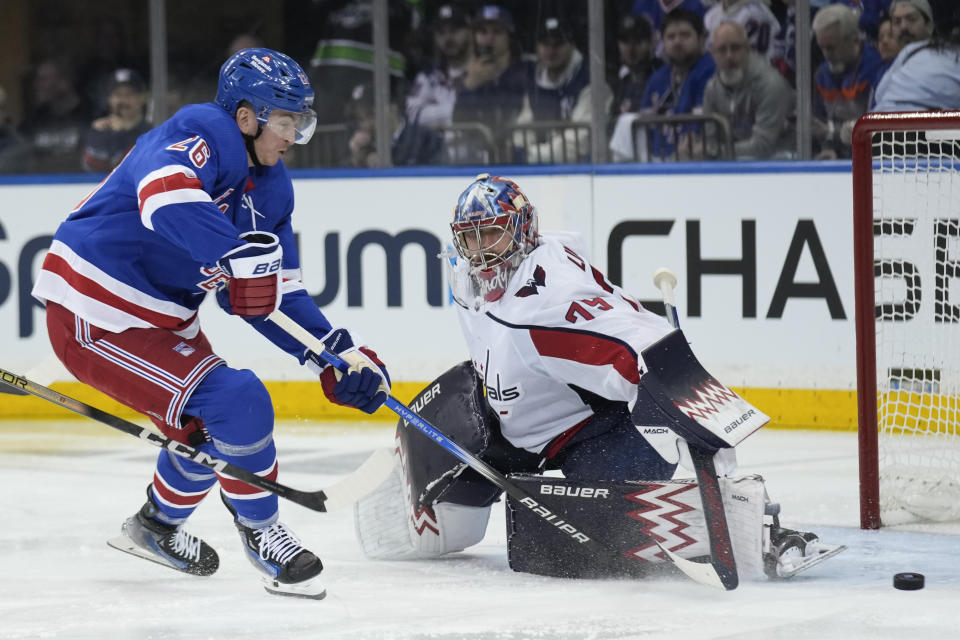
[31,48,391,600]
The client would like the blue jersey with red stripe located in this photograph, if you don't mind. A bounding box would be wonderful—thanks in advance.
[814,43,884,124]
[33,102,332,360]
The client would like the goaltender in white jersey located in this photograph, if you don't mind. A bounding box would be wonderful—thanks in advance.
[453,231,675,454]
[355,174,844,582]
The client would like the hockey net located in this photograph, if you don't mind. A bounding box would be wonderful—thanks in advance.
[853,112,960,529]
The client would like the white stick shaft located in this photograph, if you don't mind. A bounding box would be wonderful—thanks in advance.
[269,310,328,355]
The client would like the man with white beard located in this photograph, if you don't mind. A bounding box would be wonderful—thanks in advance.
[694,21,794,160]
[810,3,884,159]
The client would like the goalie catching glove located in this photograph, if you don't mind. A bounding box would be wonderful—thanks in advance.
[306,328,391,414]
[216,231,283,319]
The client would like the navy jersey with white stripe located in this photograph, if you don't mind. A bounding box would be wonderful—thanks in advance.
[33,102,332,359]
[455,234,674,452]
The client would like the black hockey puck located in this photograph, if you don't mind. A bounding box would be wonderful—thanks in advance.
[893,572,925,590]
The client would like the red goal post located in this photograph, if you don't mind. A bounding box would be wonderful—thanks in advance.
[853,111,960,529]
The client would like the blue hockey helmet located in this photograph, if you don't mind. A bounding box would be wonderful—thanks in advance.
[450,173,538,302]
[215,48,317,144]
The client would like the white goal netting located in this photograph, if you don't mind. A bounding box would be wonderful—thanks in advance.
[872,127,960,524]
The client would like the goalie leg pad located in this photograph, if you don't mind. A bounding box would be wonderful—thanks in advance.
[355,361,539,560]
[399,361,506,509]
[354,446,493,559]
[505,474,770,579]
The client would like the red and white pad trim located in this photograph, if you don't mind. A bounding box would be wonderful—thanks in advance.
[137,165,211,231]
[281,268,306,294]
[34,240,199,335]
[74,316,223,427]
[218,459,279,501]
[151,472,214,510]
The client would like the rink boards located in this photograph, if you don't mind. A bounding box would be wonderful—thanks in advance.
[0,163,863,429]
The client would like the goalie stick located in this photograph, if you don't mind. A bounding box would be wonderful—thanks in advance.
[0,367,393,513]
[653,267,738,590]
[267,310,727,589]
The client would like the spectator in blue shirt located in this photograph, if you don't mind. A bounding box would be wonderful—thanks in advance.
[640,9,716,160]
[811,3,885,158]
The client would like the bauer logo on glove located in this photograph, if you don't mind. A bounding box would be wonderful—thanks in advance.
[215,231,283,319]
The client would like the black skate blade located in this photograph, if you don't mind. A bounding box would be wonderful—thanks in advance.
[262,576,327,600]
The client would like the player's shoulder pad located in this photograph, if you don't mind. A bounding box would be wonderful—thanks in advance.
[499,240,581,312]
[525,234,596,281]
[155,103,248,175]
[539,231,589,260]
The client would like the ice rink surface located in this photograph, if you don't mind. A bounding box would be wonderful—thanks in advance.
[1,419,957,640]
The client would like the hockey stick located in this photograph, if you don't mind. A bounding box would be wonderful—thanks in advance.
[653,267,738,590]
[268,310,726,588]
[0,355,66,395]
[0,367,393,513]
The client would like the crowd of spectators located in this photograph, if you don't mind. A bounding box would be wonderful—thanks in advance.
[2,0,959,172]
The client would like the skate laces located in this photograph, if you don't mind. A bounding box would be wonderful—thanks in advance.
[167,528,202,563]
[255,523,303,565]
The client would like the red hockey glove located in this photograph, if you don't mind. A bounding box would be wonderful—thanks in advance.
[216,232,282,319]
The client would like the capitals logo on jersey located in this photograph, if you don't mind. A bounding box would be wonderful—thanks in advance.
[486,373,522,403]
[515,265,546,298]
[482,350,522,405]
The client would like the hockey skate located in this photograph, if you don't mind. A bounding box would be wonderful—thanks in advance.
[107,488,219,576]
[222,494,325,599]
[763,508,846,579]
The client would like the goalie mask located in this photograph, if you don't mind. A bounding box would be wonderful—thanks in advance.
[216,48,317,145]
[449,174,538,305]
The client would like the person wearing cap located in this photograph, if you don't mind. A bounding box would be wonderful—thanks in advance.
[889,0,934,47]
[512,15,610,163]
[810,3,884,158]
[872,0,960,112]
[453,4,531,157]
[613,14,661,115]
[82,68,152,172]
[405,3,474,129]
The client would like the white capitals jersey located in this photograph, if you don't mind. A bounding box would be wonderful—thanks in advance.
[455,234,674,453]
